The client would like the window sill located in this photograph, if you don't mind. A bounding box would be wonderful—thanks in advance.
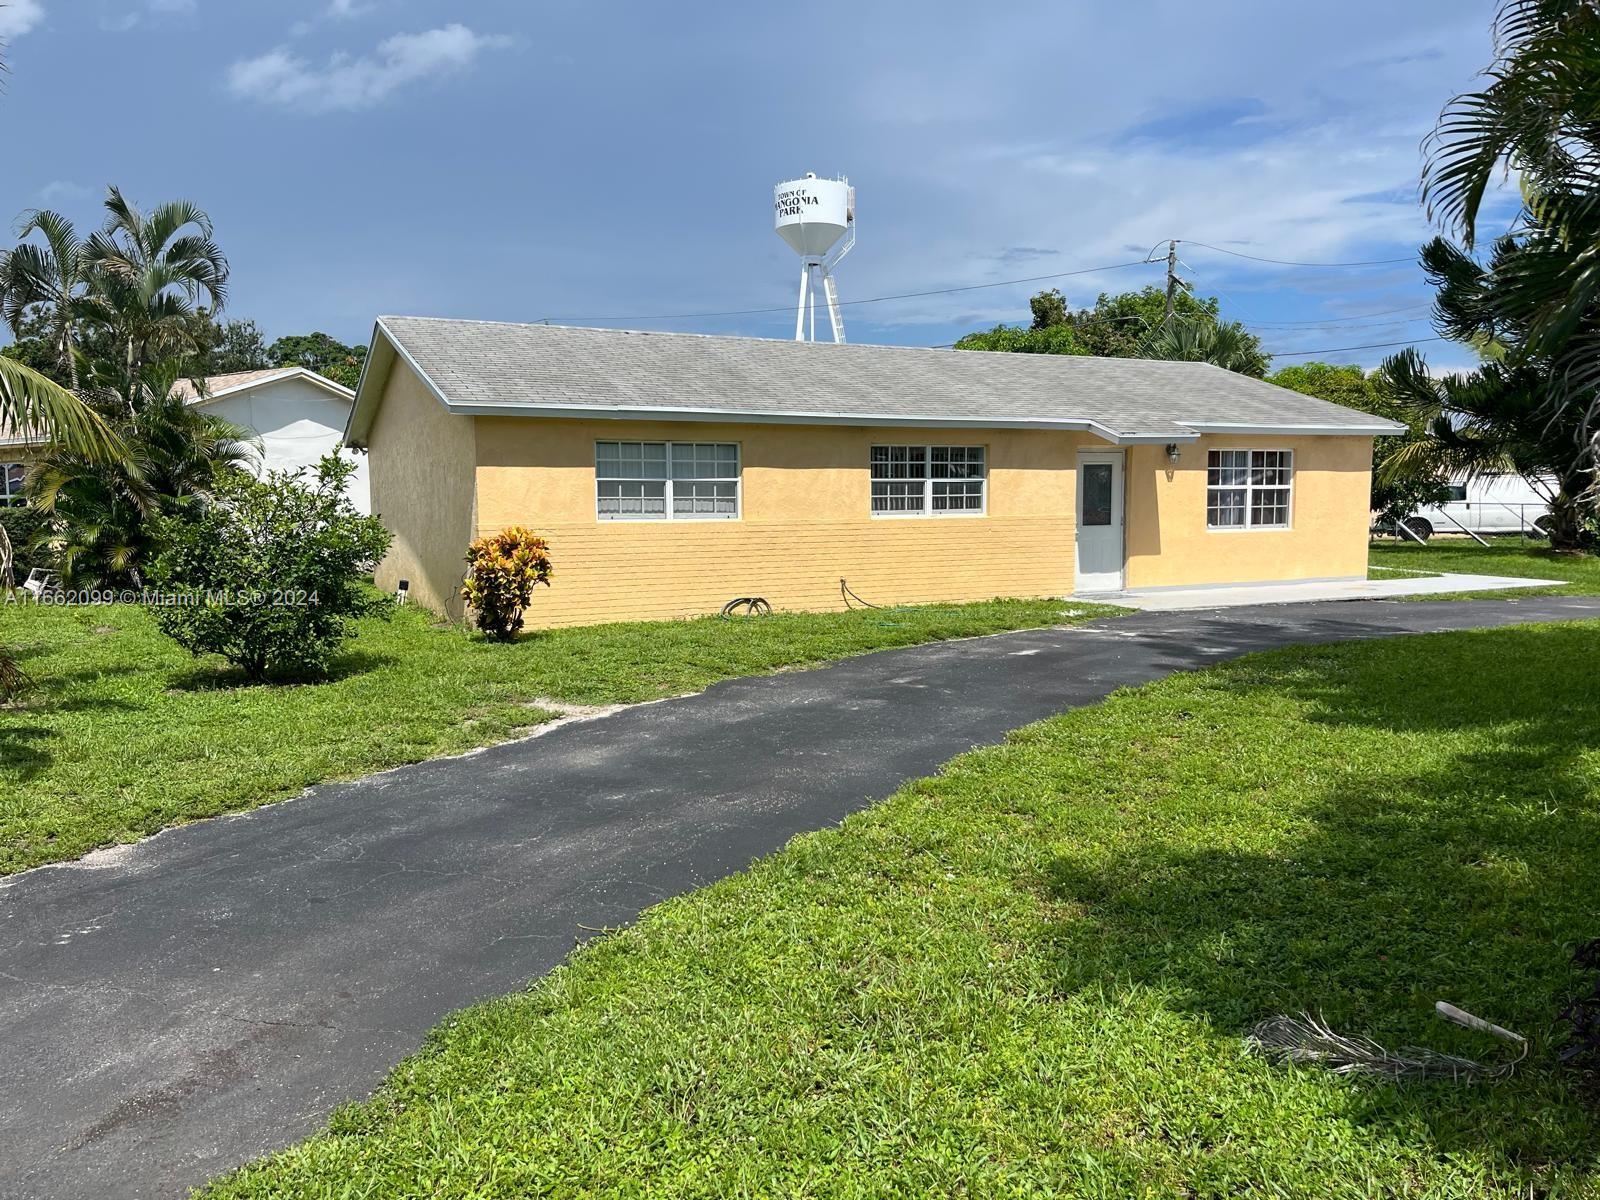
[870,511,988,520]
[596,516,741,524]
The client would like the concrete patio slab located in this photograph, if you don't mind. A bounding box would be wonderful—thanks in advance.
[1081,572,1568,611]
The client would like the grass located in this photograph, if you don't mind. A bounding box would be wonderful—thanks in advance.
[202,621,1600,1199]
[1369,537,1600,596]
[0,597,1116,876]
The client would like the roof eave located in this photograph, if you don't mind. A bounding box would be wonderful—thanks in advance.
[1179,419,1404,436]
[185,366,356,408]
[442,398,1193,444]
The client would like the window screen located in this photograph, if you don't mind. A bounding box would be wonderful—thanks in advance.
[1207,449,1292,529]
[596,441,739,520]
[871,446,986,515]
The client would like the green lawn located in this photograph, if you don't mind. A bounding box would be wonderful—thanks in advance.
[0,597,1115,876]
[1370,537,1600,595]
[203,621,1600,1199]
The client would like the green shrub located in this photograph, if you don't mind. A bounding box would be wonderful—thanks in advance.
[461,526,554,641]
[0,503,50,582]
[147,455,391,681]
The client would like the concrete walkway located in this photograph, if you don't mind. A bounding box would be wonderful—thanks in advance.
[1084,571,1565,611]
[3,594,1599,1199]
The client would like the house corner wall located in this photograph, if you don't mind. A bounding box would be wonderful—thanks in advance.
[1124,435,1374,589]
[366,364,476,618]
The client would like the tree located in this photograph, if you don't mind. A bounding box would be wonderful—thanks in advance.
[1421,0,1600,463]
[267,331,367,389]
[0,356,117,697]
[1377,233,1595,549]
[149,455,392,681]
[1269,362,1452,523]
[210,318,271,373]
[0,307,76,385]
[80,186,229,410]
[28,382,255,586]
[956,287,1268,374]
[1065,286,1225,357]
[1029,288,1069,330]
[954,323,1089,356]
[0,209,92,389]
[1140,313,1270,378]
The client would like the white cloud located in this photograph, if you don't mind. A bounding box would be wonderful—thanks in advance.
[228,23,511,112]
[0,0,46,39]
[291,0,379,38]
[100,1,197,34]
[38,179,94,203]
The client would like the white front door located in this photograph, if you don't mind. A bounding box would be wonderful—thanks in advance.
[1075,451,1125,593]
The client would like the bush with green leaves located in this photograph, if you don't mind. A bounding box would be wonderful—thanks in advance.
[461,526,554,641]
[0,502,49,584]
[147,455,391,681]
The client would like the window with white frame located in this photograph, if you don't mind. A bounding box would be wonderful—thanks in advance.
[595,441,739,520]
[870,445,986,516]
[1,462,24,507]
[1207,449,1292,529]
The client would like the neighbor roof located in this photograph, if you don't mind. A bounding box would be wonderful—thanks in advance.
[0,366,355,453]
[347,316,1404,446]
[0,415,40,450]
[172,366,354,405]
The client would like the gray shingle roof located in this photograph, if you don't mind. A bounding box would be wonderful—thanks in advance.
[356,316,1401,445]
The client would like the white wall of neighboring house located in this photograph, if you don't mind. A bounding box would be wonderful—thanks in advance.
[193,371,371,513]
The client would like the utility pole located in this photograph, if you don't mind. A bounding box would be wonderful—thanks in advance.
[1163,239,1179,325]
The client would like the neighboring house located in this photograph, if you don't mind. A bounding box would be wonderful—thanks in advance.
[0,367,369,513]
[174,368,370,512]
[347,317,1400,625]
[0,417,42,506]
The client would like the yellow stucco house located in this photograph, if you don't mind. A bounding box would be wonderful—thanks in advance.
[346,317,1400,627]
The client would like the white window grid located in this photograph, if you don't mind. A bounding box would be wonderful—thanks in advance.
[1,462,24,507]
[870,445,987,517]
[1207,449,1293,530]
[595,441,740,521]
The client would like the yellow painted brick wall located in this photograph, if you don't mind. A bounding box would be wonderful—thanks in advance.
[362,359,1378,625]
[1124,434,1373,589]
[473,417,1090,627]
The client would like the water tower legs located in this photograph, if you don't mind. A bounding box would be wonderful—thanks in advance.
[795,264,809,341]
[793,260,846,344]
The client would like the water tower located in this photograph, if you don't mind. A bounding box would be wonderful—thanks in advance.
[774,173,855,343]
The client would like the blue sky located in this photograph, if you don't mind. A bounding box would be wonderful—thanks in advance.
[0,0,1513,371]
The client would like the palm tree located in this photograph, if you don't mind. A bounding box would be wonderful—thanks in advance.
[28,371,255,589]
[0,356,116,697]
[1382,347,1591,547]
[80,186,228,410]
[1422,0,1600,424]
[1138,313,1271,378]
[0,210,91,389]
[1379,233,1595,549]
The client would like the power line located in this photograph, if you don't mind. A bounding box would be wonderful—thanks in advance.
[1245,304,1433,327]
[1251,315,1436,335]
[1267,336,1447,358]
[536,258,1157,325]
[1177,240,1417,268]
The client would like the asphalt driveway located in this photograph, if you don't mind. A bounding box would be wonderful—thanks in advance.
[3,594,1598,1198]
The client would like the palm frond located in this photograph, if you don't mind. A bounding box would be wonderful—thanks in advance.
[0,358,118,460]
